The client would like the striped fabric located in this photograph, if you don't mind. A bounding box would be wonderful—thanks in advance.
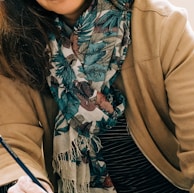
[98,115,188,193]
[0,181,16,193]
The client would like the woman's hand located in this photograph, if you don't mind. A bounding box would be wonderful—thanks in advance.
[7,176,53,193]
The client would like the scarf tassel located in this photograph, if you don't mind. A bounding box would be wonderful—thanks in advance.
[58,178,90,193]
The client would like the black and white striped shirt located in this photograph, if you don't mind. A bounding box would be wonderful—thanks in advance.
[99,114,188,193]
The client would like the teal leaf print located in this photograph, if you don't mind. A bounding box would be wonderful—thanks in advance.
[52,50,76,89]
[95,10,122,32]
[54,126,69,136]
[59,91,80,121]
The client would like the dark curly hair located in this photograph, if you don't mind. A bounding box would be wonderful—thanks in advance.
[0,0,59,90]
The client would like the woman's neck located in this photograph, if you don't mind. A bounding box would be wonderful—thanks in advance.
[63,0,92,27]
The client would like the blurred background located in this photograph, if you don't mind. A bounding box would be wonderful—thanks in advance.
[169,0,194,29]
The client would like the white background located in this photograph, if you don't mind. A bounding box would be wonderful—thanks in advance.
[169,0,194,29]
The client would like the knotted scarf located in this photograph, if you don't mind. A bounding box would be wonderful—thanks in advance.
[47,0,133,192]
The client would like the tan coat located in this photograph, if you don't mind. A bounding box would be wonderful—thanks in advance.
[0,0,194,192]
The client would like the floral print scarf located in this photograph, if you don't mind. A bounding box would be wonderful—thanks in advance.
[47,0,133,192]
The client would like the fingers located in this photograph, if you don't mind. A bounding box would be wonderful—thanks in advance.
[7,182,21,193]
[7,176,53,193]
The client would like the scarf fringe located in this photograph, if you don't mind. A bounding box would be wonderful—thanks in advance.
[53,136,104,193]
[58,178,90,193]
[53,139,82,173]
[53,135,102,171]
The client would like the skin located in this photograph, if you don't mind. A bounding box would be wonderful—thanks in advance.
[7,176,53,193]
[8,0,91,192]
[36,0,91,26]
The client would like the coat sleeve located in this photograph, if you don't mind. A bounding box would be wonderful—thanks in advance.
[0,75,52,188]
[160,8,194,191]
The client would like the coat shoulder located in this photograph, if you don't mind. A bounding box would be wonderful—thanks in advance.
[133,0,187,17]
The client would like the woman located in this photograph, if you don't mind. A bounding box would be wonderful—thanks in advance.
[0,0,194,192]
